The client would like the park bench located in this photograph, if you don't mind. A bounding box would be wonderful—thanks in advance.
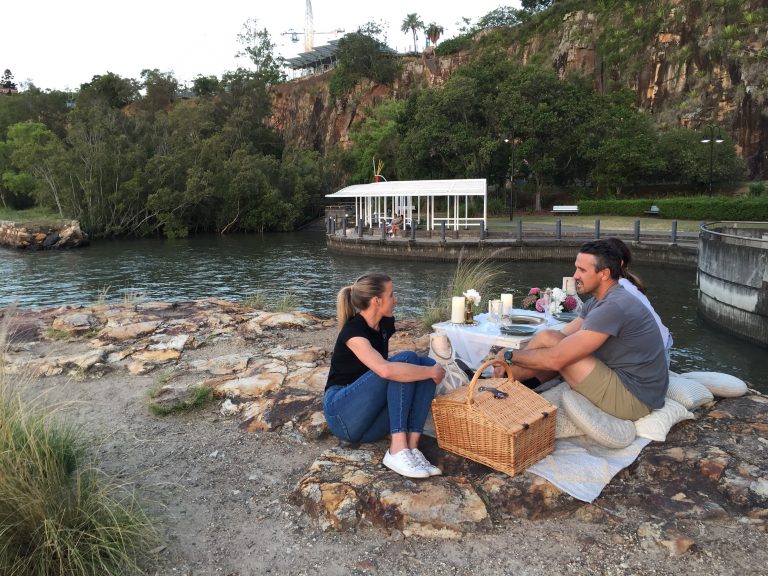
[551,205,579,214]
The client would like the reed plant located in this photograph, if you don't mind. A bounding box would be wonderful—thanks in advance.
[419,252,502,331]
[242,290,299,312]
[242,291,268,310]
[273,291,300,312]
[0,330,157,575]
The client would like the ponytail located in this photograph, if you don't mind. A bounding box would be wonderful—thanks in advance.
[335,272,392,328]
[336,286,356,327]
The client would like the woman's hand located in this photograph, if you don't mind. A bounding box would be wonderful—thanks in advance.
[431,364,446,384]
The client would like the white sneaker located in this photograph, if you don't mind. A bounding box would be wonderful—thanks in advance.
[409,448,443,476]
[383,449,430,478]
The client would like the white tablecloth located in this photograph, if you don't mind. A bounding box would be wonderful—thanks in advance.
[433,310,564,369]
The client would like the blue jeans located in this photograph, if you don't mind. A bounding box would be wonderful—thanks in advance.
[323,351,437,443]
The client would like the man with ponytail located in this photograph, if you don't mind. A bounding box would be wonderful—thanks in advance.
[324,273,446,478]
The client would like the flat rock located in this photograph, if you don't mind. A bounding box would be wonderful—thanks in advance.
[98,321,161,340]
[51,312,99,334]
[292,446,490,537]
[191,354,253,375]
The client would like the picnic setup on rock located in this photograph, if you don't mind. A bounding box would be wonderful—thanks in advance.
[1,237,765,544]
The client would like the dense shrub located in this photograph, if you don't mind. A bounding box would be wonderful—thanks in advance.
[435,33,473,55]
[579,196,768,220]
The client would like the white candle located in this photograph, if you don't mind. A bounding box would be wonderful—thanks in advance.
[562,277,576,294]
[451,296,466,323]
[500,293,513,315]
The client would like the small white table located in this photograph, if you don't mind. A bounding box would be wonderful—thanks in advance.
[433,310,565,370]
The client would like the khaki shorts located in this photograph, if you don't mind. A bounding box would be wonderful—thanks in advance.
[576,360,651,420]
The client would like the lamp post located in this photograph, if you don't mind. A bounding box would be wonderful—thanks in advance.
[701,126,724,196]
[504,134,515,221]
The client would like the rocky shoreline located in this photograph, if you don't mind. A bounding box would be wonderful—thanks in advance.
[0,219,89,249]
[2,298,766,565]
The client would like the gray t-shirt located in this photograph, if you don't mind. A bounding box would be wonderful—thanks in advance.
[580,284,668,409]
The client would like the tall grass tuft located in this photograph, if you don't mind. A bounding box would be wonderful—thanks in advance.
[0,332,157,575]
[273,291,300,312]
[242,291,268,310]
[419,252,502,331]
[242,291,299,312]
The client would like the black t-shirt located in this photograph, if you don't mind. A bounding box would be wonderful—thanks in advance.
[325,314,396,389]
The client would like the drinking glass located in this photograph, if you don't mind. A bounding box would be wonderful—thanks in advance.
[489,299,502,324]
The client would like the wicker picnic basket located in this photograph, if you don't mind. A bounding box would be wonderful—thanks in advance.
[432,358,557,476]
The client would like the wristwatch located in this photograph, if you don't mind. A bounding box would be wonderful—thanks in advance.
[503,349,514,364]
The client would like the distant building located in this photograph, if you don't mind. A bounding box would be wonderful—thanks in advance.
[285,39,342,77]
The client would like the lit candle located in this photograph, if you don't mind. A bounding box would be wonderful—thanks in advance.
[451,296,466,324]
[500,293,514,315]
[562,277,576,294]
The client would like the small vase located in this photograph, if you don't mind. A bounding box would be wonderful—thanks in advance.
[464,300,474,323]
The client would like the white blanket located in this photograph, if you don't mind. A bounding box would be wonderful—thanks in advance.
[527,436,651,503]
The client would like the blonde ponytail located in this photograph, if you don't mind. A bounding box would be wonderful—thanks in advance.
[335,272,392,328]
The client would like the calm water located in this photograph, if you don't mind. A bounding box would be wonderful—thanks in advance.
[1,232,765,391]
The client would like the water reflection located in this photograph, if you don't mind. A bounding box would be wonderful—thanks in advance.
[1,232,765,391]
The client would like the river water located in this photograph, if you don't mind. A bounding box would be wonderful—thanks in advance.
[1,232,765,392]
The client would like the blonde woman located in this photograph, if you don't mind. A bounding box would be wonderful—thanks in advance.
[323,273,445,478]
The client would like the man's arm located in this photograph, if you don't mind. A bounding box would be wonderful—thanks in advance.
[511,328,608,372]
[559,316,583,336]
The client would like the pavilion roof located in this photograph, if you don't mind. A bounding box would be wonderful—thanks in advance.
[325,179,487,199]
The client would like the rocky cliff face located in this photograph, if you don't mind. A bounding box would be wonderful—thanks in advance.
[269,5,767,178]
[269,50,472,154]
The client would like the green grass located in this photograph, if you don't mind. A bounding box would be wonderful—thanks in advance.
[44,327,71,340]
[147,385,213,416]
[0,206,63,227]
[0,344,157,575]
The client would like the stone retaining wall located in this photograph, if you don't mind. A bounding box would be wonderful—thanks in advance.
[327,236,699,267]
[0,220,89,249]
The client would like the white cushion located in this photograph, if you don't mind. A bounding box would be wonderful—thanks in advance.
[634,399,694,442]
[678,371,748,398]
[561,389,636,448]
[665,374,714,410]
[540,382,584,438]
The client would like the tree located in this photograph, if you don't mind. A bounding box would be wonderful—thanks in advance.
[138,69,179,117]
[192,75,221,97]
[236,20,286,85]
[425,23,444,47]
[401,13,424,52]
[6,122,68,216]
[78,72,139,108]
[1,69,18,93]
[331,24,400,97]
[521,0,555,13]
[477,7,523,29]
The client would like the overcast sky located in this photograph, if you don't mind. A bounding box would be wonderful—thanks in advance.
[5,1,517,91]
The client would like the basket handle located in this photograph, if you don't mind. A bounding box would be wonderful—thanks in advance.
[465,358,514,406]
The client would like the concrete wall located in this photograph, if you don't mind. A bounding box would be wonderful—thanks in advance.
[326,236,699,267]
[698,223,768,347]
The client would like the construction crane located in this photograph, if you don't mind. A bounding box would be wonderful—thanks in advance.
[281,0,343,52]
